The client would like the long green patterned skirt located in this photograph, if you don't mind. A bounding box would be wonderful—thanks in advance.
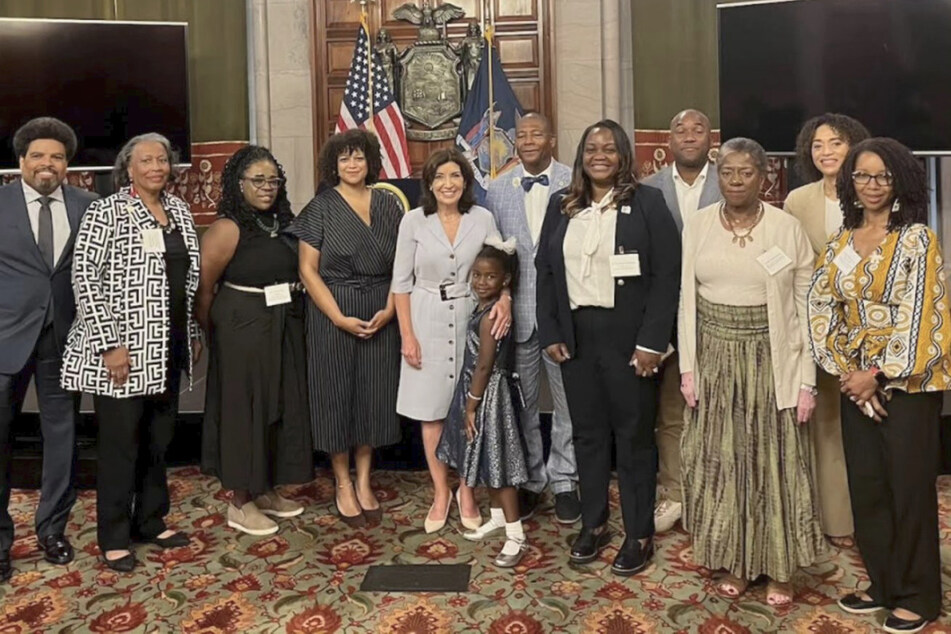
[681,296,825,582]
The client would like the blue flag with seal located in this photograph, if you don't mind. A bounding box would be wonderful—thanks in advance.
[455,31,523,203]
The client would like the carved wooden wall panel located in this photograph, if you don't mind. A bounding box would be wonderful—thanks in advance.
[313,0,554,179]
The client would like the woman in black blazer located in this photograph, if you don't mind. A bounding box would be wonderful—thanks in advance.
[535,119,681,576]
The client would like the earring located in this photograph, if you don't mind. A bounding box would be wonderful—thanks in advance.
[853,199,863,209]
[891,199,901,214]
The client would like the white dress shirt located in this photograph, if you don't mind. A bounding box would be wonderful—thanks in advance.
[22,180,70,266]
[824,196,843,239]
[672,161,709,218]
[563,190,617,310]
[523,164,552,245]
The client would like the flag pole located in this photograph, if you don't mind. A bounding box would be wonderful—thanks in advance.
[486,21,496,178]
[361,5,375,132]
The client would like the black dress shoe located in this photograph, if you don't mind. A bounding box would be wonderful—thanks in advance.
[883,613,930,634]
[554,491,581,524]
[39,534,74,565]
[611,536,653,576]
[0,552,11,583]
[101,552,137,573]
[137,531,190,549]
[836,592,882,615]
[518,489,541,521]
[569,526,611,564]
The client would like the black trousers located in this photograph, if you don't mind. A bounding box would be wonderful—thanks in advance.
[0,325,78,553]
[560,308,658,539]
[94,368,182,551]
[840,390,942,620]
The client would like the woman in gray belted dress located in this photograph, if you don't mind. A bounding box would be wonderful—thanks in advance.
[292,130,404,528]
[392,148,511,533]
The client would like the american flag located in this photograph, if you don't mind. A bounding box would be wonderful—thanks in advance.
[335,20,411,178]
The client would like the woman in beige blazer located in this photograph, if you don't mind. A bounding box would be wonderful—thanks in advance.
[679,138,824,605]
[784,113,869,549]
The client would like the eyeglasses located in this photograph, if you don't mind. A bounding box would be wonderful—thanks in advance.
[242,176,285,190]
[851,171,894,187]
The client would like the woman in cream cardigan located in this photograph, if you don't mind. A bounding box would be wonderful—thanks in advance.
[679,138,824,605]
[784,113,869,549]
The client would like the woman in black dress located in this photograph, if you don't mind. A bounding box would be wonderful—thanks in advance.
[290,130,403,527]
[197,146,314,536]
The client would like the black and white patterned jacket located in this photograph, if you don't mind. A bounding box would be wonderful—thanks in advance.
[61,187,201,397]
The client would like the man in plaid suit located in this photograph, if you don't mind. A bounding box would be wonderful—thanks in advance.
[485,112,580,523]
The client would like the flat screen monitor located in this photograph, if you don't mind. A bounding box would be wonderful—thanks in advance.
[718,0,951,154]
[0,18,190,172]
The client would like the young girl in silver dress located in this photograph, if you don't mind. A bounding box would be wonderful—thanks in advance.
[437,241,529,568]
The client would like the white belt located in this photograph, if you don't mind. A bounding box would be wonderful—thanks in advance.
[416,280,470,301]
[223,281,304,294]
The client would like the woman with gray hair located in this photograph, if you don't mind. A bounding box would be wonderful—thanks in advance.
[61,133,201,572]
[677,137,824,604]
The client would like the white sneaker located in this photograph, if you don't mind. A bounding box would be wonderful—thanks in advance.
[653,499,682,533]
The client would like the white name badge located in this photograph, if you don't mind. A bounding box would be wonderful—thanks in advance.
[609,252,641,278]
[620,205,631,215]
[832,245,862,275]
[264,283,293,307]
[756,246,792,276]
[141,229,165,253]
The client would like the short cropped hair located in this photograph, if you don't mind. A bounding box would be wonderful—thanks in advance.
[13,117,78,160]
[716,137,768,175]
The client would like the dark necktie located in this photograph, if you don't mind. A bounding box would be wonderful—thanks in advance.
[521,174,549,192]
[37,196,55,270]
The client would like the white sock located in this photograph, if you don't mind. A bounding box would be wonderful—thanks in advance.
[463,507,505,540]
[500,521,525,555]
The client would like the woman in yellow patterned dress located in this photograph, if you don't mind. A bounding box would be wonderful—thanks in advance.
[807,138,951,634]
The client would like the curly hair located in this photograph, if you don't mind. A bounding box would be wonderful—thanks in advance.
[794,113,870,182]
[562,120,637,217]
[475,244,520,294]
[318,129,383,186]
[837,138,928,231]
[419,148,477,216]
[13,117,78,160]
[218,145,294,232]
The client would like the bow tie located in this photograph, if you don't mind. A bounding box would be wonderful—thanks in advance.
[521,174,549,192]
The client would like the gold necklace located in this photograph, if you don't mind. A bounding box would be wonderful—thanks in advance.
[720,202,764,248]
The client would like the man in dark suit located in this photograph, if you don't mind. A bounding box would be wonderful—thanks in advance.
[0,117,97,582]
[641,109,721,535]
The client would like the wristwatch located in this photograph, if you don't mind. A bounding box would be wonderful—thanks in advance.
[800,384,818,396]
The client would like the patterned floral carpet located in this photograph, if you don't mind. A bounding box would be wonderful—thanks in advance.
[2,468,950,633]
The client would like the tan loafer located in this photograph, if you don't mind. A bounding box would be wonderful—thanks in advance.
[228,502,279,536]
[254,491,304,518]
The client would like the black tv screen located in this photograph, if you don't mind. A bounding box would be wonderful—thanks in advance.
[0,18,190,171]
[718,0,951,153]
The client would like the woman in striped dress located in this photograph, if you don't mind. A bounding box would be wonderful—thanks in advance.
[679,138,824,605]
[291,130,404,528]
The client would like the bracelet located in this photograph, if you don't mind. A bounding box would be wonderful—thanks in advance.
[466,391,482,401]
[800,384,818,397]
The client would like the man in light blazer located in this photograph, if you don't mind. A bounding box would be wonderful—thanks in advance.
[485,112,580,523]
[641,109,721,533]
[0,118,97,582]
